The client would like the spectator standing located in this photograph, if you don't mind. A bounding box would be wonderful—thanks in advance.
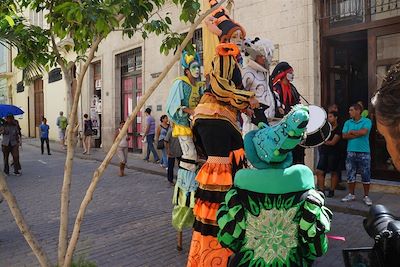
[155,115,170,168]
[164,125,182,185]
[83,114,93,155]
[341,103,373,206]
[56,111,68,149]
[0,114,22,176]
[316,111,341,197]
[39,118,51,155]
[143,108,160,162]
[10,116,22,173]
[271,61,304,164]
[115,121,129,176]
[328,103,346,191]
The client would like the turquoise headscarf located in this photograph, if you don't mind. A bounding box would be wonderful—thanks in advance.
[180,50,201,69]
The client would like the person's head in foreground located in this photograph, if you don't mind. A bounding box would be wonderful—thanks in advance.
[371,61,400,171]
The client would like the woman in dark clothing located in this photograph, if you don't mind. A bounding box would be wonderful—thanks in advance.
[83,113,93,155]
[316,111,342,197]
[271,61,305,164]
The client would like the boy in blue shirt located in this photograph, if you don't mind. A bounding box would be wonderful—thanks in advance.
[341,103,372,205]
[39,118,51,155]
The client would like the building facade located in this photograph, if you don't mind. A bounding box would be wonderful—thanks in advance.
[0,44,12,104]
[10,0,400,180]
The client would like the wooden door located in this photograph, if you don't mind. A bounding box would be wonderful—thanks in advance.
[369,26,400,180]
[324,37,368,121]
[34,79,44,137]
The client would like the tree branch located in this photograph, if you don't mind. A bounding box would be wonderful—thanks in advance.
[60,35,103,267]
[0,173,52,267]
[62,1,226,266]
[53,29,75,267]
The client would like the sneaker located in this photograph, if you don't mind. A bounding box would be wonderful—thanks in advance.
[341,193,355,202]
[363,196,372,206]
[14,171,21,176]
[326,190,335,198]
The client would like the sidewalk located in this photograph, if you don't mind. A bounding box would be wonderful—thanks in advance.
[23,137,400,218]
[23,137,171,177]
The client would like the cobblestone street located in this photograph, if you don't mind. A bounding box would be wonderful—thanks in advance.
[0,145,376,266]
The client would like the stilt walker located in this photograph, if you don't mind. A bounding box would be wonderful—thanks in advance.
[241,37,280,135]
[166,50,204,251]
[187,3,259,265]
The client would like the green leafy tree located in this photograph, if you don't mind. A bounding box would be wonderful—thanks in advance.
[0,1,226,266]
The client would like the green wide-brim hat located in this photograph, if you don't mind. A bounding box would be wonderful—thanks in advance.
[244,130,293,170]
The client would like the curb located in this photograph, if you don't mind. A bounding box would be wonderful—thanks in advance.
[327,204,368,217]
[24,142,167,178]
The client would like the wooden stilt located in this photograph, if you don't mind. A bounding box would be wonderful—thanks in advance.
[177,231,183,251]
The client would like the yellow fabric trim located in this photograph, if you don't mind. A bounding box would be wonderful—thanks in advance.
[206,156,230,164]
[199,184,232,192]
[195,216,219,226]
[175,76,204,109]
[172,124,192,137]
[202,0,220,76]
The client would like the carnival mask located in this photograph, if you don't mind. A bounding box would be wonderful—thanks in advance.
[230,29,244,52]
[189,62,200,79]
[286,72,294,82]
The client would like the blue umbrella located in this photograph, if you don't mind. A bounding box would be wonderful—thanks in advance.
[0,104,24,118]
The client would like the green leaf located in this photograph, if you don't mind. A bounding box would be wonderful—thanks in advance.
[4,15,14,27]
[165,16,171,25]
[192,2,200,10]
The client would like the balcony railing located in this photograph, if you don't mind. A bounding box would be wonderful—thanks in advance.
[321,0,400,24]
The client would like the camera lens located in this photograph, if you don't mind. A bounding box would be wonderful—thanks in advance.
[363,205,395,239]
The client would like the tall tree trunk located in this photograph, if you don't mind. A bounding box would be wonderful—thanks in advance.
[57,71,73,267]
[58,37,103,267]
[0,173,52,267]
[62,2,226,266]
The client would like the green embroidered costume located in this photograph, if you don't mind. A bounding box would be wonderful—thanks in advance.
[217,105,333,266]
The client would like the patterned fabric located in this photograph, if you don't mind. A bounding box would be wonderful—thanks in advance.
[246,207,298,264]
[345,152,371,183]
[209,54,254,110]
[217,187,332,266]
[194,93,240,133]
[187,231,233,267]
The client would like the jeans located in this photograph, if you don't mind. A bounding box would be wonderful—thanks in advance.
[160,148,168,167]
[167,157,176,182]
[41,137,50,154]
[346,152,371,183]
[2,144,20,174]
[145,134,159,161]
